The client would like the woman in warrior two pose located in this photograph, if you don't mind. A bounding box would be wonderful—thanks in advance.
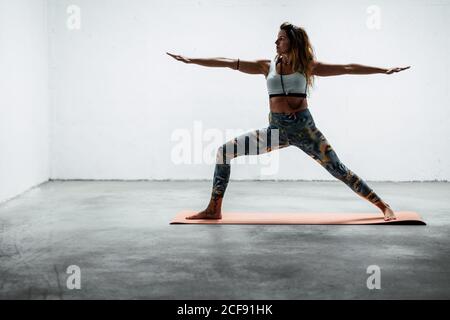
[167,22,410,221]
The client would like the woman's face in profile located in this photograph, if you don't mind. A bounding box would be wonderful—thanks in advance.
[275,30,290,54]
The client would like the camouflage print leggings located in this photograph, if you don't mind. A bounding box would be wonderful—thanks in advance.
[211,108,383,208]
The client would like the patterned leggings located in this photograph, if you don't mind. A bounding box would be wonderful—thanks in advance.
[211,108,384,208]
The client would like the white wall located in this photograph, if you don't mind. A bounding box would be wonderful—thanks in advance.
[45,0,450,181]
[0,0,50,203]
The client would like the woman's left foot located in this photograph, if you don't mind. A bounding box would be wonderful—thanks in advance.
[382,205,396,221]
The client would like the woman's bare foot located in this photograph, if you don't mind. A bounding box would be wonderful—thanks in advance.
[382,204,396,221]
[186,197,223,220]
[186,209,222,220]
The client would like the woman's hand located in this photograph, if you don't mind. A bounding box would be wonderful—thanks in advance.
[166,52,192,64]
[385,66,411,74]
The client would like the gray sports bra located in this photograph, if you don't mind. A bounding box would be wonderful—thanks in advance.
[266,58,308,98]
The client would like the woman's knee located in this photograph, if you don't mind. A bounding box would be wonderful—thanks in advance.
[216,144,235,164]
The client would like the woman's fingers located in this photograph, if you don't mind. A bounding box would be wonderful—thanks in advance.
[166,52,180,59]
[386,66,411,74]
[166,52,190,63]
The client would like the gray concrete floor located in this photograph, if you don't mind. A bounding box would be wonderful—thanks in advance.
[0,180,449,299]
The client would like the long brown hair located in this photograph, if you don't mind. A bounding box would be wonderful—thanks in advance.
[274,22,316,93]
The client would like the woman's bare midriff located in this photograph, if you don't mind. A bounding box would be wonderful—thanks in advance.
[269,96,308,114]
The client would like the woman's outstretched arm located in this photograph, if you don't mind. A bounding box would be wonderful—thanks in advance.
[167,52,236,68]
[312,60,411,76]
[166,52,269,75]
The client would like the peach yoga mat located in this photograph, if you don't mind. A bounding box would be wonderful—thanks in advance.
[170,211,426,225]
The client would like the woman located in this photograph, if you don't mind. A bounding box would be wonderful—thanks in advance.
[167,22,410,221]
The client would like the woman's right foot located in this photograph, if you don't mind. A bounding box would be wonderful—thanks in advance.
[186,209,222,220]
[186,197,223,220]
